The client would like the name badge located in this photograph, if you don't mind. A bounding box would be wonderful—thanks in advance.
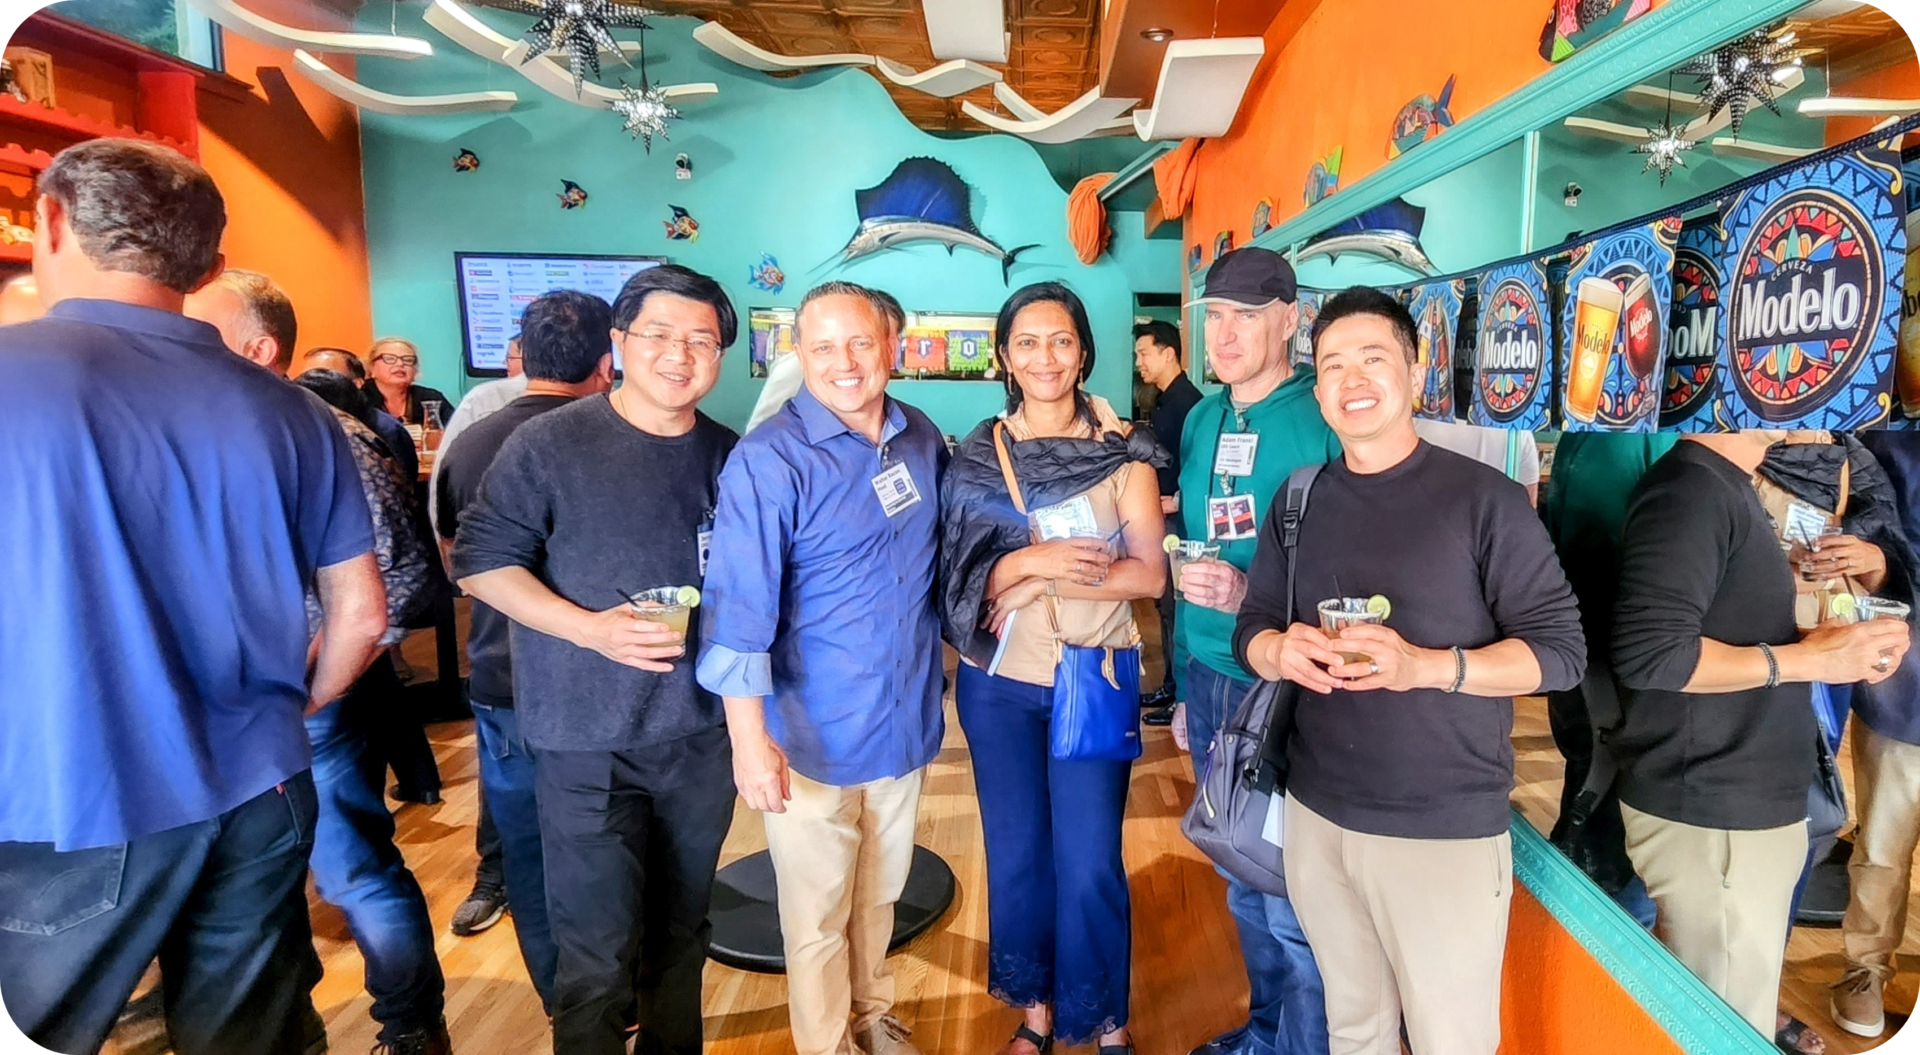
[1781,498,1830,547]
[872,462,922,518]
[1214,432,1259,477]
[697,529,713,576]
[1207,493,1258,541]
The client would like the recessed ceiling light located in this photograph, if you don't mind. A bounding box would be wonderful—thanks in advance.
[1141,27,1174,43]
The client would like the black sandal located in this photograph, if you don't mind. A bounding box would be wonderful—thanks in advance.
[1776,1014,1825,1055]
[1097,1043,1134,1055]
[1008,1025,1053,1055]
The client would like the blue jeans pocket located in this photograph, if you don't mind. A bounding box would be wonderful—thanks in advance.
[0,843,127,936]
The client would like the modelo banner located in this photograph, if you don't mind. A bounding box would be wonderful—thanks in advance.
[1471,259,1552,431]
[1558,215,1680,433]
[1406,277,1464,421]
[1662,214,1728,432]
[1714,142,1904,430]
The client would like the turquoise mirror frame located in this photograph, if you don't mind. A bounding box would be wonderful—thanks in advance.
[1182,1,1834,1047]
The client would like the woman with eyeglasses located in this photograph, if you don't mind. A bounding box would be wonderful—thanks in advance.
[938,281,1167,1055]
[366,336,457,427]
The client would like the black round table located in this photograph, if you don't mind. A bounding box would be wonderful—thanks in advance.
[706,845,957,973]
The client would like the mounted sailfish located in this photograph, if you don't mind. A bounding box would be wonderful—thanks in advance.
[823,158,1038,284]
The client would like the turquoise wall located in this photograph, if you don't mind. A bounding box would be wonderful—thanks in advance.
[352,7,1180,434]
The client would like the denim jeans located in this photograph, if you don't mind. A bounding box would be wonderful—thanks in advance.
[306,692,446,1039]
[0,777,324,1055]
[957,664,1134,1044]
[471,702,556,1009]
[1186,658,1330,1055]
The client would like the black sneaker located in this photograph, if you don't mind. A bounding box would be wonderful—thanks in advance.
[1142,704,1178,727]
[371,1020,451,1055]
[450,876,507,936]
[1140,682,1176,710]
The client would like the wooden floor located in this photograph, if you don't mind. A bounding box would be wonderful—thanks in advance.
[300,618,1920,1054]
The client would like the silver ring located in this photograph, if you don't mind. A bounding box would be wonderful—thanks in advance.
[1368,661,1380,676]
[1878,655,1892,671]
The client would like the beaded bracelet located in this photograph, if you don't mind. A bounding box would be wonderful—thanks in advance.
[1758,642,1779,688]
[1448,645,1467,694]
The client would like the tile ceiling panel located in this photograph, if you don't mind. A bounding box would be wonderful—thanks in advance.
[643,0,1103,130]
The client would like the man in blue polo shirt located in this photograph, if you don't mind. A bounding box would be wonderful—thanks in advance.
[699,280,945,1055]
[0,140,388,1055]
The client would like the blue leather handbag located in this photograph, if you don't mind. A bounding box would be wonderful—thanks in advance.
[1048,637,1143,761]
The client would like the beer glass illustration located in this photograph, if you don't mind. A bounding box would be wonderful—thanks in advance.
[1566,277,1624,423]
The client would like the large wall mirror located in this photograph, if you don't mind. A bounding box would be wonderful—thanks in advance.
[1189,3,1919,1052]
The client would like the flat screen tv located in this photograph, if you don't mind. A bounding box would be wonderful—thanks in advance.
[455,252,665,375]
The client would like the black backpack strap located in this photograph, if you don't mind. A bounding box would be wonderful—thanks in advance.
[1253,462,1325,781]
[1566,663,1623,826]
[1279,462,1323,628]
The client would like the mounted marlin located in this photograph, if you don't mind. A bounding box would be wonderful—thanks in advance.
[821,157,1038,284]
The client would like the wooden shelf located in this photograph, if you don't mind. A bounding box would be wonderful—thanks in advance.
[0,94,188,153]
[0,141,53,177]
[0,244,31,263]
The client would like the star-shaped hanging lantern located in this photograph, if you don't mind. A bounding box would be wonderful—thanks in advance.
[611,81,679,151]
[512,0,656,95]
[1677,24,1806,137]
[1635,121,1694,185]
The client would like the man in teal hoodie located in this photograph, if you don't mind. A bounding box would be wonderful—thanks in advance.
[1176,247,1340,1055]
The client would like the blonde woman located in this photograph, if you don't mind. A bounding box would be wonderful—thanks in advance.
[366,336,456,426]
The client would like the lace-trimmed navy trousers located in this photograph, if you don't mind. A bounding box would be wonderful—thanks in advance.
[956,662,1132,1044]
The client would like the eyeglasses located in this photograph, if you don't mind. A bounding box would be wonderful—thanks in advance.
[621,329,723,361]
[372,353,419,368]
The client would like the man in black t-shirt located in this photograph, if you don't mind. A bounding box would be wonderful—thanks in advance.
[433,289,615,1011]
[1611,430,1908,1039]
[1134,320,1202,719]
[1234,287,1584,1055]
[454,266,740,1055]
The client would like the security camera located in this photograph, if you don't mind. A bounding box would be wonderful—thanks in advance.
[1564,182,1582,207]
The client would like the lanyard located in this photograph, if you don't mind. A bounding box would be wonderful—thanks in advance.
[1214,401,1251,495]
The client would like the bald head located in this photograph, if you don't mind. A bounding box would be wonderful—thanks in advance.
[184,268,297,375]
[300,346,362,379]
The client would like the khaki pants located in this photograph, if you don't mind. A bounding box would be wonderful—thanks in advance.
[1843,722,1920,980]
[763,767,924,1055]
[1283,796,1512,1055]
[1620,802,1806,1036]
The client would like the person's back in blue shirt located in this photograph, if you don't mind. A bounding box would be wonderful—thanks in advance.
[697,386,947,785]
[0,299,374,850]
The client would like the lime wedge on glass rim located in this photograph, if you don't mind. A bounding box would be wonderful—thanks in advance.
[677,585,702,608]
[1829,592,1856,621]
[1365,594,1391,620]
[1163,533,1181,554]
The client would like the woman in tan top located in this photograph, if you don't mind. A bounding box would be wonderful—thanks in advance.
[939,282,1166,1055]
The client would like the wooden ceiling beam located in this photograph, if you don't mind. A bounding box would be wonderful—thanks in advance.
[1097,0,1281,103]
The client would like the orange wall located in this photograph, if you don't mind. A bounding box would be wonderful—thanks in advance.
[196,0,371,354]
[1823,54,1920,146]
[1187,0,1661,262]
[1500,887,1683,1055]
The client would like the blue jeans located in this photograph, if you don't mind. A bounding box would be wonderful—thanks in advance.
[0,777,323,1055]
[1186,658,1330,1055]
[957,663,1133,1044]
[472,702,557,1008]
[307,692,446,1039]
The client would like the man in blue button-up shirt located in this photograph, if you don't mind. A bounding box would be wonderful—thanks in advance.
[698,281,945,1055]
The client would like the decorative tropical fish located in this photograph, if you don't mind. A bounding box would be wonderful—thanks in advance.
[824,157,1037,284]
[663,204,699,241]
[453,148,480,172]
[1296,198,1437,275]
[748,253,784,293]
[1388,76,1456,159]
[1305,147,1342,206]
[557,179,588,209]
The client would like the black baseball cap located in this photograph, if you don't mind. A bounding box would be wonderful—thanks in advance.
[1189,246,1297,309]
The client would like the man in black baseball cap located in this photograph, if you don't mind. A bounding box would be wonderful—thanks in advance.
[1174,243,1339,1055]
